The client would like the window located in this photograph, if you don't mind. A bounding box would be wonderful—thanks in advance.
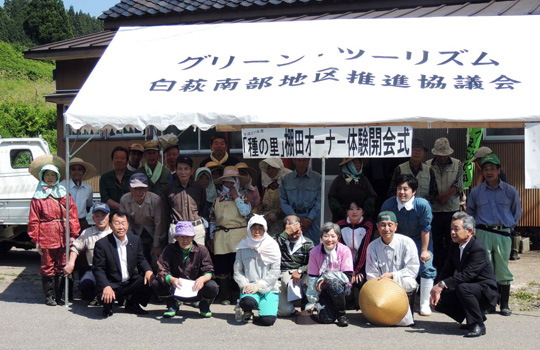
[484,128,524,141]
[10,149,33,169]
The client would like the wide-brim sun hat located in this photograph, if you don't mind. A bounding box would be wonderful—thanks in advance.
[29,155,66,181]
[214,166,249,186]
[236,162,258,185]
[338,158,356,166]
[69,157,96,180]
[431,137,454,156]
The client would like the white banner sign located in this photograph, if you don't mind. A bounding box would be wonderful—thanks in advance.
[242,126,412,158]
[65,16,540,132]
[525,123,540,188]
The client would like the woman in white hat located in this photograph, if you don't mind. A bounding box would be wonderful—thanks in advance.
[234,214,281,326]
[27,155,81,306]
[209,166,251,305]
[253,158,292,236]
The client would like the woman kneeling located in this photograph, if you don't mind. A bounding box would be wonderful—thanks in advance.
[234,215,281,326]
[306,222,354,327]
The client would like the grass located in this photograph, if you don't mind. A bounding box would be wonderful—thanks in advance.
[512,285,540,311]
[0,41,56,108]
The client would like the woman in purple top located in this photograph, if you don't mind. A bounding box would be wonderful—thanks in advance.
[306,222,354,327]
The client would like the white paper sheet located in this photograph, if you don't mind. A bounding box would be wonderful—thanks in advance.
[287,279,302,302]
[173,278,198,299]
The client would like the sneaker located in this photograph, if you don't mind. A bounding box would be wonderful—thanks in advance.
[243,311,254,322]
[337,315,349,327]
[88,296,100,307]
[199,299,213,318]
[163,300,179,318]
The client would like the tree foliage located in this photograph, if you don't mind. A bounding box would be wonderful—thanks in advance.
[0,101,57,154]
[1,0,104,46]
[23,0,73,45]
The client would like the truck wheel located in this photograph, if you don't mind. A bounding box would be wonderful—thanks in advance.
[0,242,13,254]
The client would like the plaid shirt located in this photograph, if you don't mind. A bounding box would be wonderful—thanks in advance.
[275,231,314,274]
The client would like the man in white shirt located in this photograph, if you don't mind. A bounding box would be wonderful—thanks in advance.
[93,212,154,317]
[366,211,420,326]
[67,157,96,230]
[64,203,112,301]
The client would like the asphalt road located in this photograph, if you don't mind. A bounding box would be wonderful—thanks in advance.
[1,249,539,350]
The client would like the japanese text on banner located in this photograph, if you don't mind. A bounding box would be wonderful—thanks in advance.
[242,126,412,158]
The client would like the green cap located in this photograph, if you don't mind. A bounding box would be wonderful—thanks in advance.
[377,211,397,223]
[480,153,500,166]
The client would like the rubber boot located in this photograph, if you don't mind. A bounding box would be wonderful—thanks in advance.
[329,292,348,327]
[54,274,65,306]
[419,278,433,316]
[499,284,512,316]
[42,276,57,306]
[199,297,215,318]
[162,297,179,318]
[510,235,521,261]
[215,274,232,305]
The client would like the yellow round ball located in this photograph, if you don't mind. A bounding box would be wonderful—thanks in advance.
[359,278,409,326]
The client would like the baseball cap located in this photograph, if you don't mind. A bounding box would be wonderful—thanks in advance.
[92,202,110,214]
[130,173,149,188]
[377,211,398,223]
[481,153,501,166]
[176,155,193,168]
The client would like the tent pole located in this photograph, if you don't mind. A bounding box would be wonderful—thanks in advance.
[64,123,71,308]
[320,157,326,228]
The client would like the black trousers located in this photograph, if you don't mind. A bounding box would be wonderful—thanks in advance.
[432,211,456,272]
[100,274,152,308]
[435,283,493,325]
[152,278,219,301]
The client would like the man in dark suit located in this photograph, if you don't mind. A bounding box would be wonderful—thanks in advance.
[430,212,497,338]
[93,212,154,317]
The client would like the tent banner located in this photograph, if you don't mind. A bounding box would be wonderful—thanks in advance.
[241,126,412,158]
[65,16,540,132]
[463,128,483,189]
[525,123,540,188]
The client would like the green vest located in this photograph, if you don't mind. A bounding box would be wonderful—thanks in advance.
[398,162,431,199]
[427,158,461,212]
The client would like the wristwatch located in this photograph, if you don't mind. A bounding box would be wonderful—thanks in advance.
[437,281,447,289]
[297,268,303,275]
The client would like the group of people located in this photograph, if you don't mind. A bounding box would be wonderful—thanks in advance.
[27,133,522,336]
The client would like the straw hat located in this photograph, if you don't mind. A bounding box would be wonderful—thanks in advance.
[359,278,409,326]
[29,155,66,181]
[214,166,249,186]
[338,158,363,166]
[432,137,454,156]
[205,161,225,170]
[236,162,258,185]
[69,157,96,180]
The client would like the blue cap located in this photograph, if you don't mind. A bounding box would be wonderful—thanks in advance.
[92,202,110,214]
[176,155,193,168]
[130,173,148,188]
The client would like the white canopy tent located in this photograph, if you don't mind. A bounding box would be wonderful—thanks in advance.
[61,15,540,304]
[65,15,540,133]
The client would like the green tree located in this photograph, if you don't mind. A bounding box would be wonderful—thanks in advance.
[67,6,104,37]
[23,0,73,45]
[3,0,31,45]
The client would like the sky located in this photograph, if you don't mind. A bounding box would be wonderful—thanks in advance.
[0,0,120,18]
